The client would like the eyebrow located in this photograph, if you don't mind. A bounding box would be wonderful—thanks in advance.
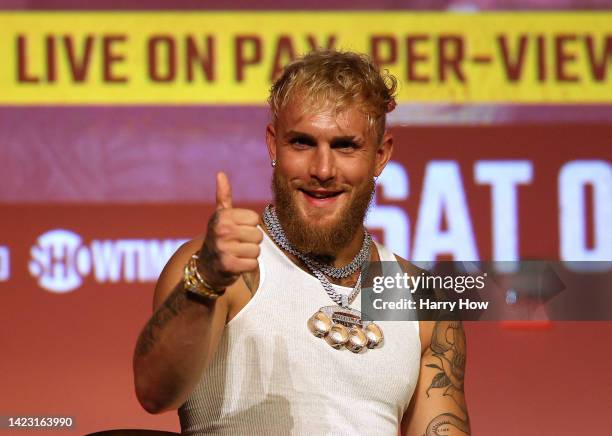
[284,130,365,145]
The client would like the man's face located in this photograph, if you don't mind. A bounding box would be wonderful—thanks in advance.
[267,96,392,260]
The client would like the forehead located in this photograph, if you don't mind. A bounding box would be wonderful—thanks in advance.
[277,96,372,141]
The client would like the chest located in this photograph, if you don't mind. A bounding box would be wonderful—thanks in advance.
[221,285,421,413]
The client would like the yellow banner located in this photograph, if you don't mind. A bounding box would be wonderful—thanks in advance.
[0,12,610,104]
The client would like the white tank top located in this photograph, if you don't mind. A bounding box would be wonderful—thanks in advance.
[179,231,421,435]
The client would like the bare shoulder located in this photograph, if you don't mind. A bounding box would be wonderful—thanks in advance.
[391,254,437,354]
[392,253,427,277]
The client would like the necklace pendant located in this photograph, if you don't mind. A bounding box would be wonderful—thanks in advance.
[307,305,384,353]
[307,310,333,338]
[325,323,349,349]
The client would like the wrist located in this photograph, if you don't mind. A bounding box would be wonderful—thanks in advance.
[183,254,226,300]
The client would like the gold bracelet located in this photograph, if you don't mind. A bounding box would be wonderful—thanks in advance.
[183,254,226,300]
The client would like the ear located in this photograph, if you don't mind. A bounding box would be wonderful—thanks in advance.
[374,131,394,177]
[266,123,277,162]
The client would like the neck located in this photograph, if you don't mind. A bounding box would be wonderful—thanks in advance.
[260,214,367,267]
[327,225,366,267]
[261,214,380,287]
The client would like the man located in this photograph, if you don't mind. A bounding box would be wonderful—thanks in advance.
[133,50,470,435]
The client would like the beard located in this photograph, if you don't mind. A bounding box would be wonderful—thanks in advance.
[272,170,375,263]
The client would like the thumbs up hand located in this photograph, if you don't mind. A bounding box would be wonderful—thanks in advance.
[197,172,263,290]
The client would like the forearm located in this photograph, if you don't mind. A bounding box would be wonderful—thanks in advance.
[402,320,470,435]
[408,349,470,435]
[133,283,226,413]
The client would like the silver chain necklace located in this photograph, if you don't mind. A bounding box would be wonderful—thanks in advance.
[263,204,371,307]
[263,204,384,352]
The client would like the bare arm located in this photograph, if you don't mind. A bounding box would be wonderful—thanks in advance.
[132,239,230,414]
[401,319,470,436]
[132,172,262,414]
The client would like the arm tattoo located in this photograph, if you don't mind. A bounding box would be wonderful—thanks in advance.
[425,320,467,413]
[134,285,190,357]
[423,320,470,435]
[424,413,470,436]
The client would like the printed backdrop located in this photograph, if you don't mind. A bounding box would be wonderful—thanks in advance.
[1,3,611,435]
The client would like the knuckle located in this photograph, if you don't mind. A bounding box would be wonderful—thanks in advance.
[235,208,259,224]
[215,239,229,254]
[227,257,244,274]
[215,210,231,224]
[214,223,232,238]
[245,227,262,243]
[246,210,259,222]
[226,210,238,220]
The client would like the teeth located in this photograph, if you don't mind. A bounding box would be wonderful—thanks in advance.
[309,191,337,199]
[302,189,340,199]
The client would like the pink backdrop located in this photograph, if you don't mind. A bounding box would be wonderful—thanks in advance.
[1,2,611,435]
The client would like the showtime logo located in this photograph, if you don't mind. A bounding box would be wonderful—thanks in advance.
[28,229,187,293]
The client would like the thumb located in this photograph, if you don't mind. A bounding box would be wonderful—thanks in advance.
[216,171,233,210]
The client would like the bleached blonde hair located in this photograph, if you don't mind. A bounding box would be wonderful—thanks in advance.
[268,49,397,142]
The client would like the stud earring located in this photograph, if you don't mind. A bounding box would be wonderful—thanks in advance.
[271,159,277,167]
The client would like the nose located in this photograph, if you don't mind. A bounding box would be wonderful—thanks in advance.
[309,144,336,183]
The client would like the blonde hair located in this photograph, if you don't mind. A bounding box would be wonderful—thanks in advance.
[268,49,397,142]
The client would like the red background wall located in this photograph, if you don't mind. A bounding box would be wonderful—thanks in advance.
[1,3,611,435]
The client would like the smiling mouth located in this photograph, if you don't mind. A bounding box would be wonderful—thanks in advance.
[299,189,343,199]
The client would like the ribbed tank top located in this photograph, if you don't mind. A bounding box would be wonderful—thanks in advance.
[179,231,421,435]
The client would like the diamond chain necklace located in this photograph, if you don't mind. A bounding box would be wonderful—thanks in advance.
[263,205,371,307]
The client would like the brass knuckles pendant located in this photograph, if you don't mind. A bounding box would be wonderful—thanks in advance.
[307,305,384,353]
